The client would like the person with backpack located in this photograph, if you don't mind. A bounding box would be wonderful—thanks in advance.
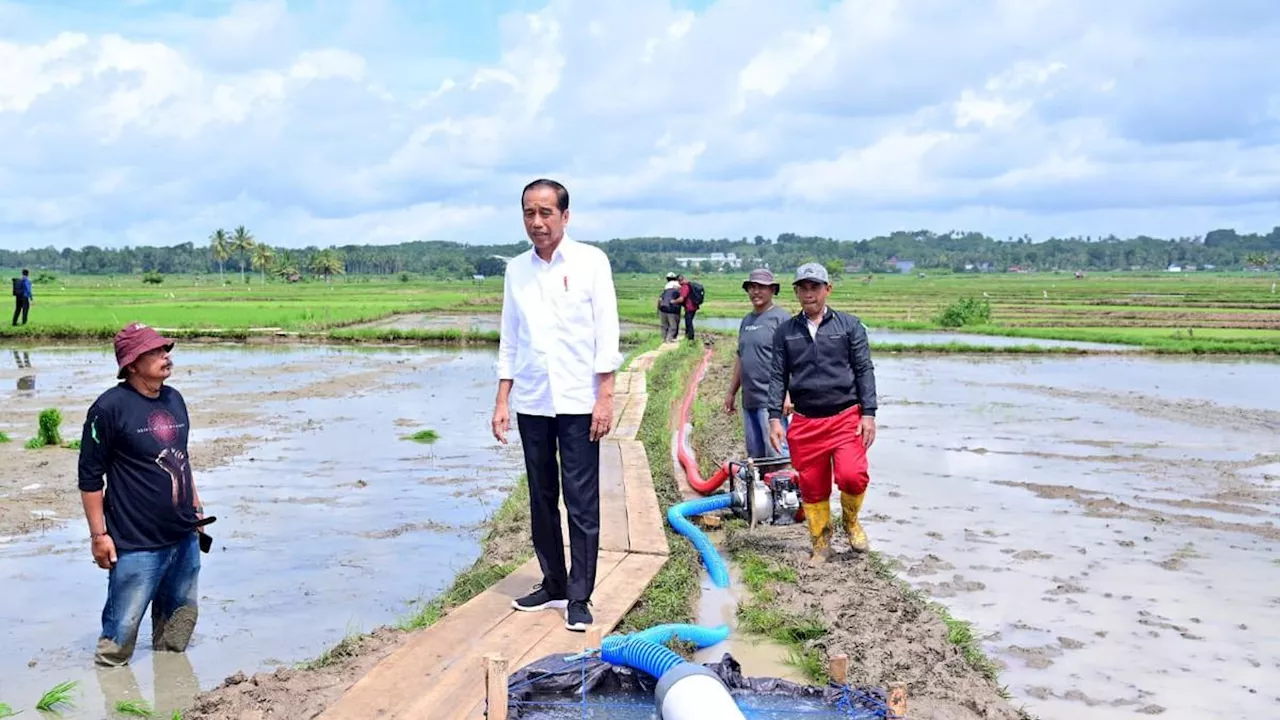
[656,273,682,342]
[12,268,32,326]
[674,274,704,341]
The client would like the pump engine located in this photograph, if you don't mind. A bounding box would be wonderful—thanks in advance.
[726,456,803,527]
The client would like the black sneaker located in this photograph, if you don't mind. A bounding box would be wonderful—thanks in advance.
[565,600,593,632]
[512,584,567,612]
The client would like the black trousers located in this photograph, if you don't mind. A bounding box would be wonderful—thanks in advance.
[516,413,600,602]
[12,298,29,326]
[683,309,697,340]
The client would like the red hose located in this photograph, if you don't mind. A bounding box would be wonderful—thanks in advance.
[676,347,732,494]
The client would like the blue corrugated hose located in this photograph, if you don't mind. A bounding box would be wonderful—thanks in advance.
[667,494,733,588]
[600,635,685,680]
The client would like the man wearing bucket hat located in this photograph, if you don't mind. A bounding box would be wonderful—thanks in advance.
[766,263,878,564]
[77,322,208,666]
[723,268,793,458]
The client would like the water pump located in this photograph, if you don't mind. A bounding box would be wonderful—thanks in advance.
[725,456,803,528]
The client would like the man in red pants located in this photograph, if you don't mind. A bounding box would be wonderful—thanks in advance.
[767,262,878,563]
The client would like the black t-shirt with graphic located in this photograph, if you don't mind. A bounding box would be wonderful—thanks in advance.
[77,383,198,551]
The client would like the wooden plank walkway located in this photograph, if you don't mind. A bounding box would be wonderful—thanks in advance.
[319,345,673,720]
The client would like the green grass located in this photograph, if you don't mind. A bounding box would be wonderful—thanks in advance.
[403,429,439,443]
[729,547,829,683]
[2,271,1276,354]
[0,702,17,718]
[0,431,9,443]
[113,698,156,717]
[617,342,704,633]
[35,680,77,713]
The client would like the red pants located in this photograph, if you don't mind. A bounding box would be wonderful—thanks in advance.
[787,405,870,504]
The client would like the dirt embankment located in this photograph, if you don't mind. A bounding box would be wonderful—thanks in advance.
[185,480,533,719]
[694,342,1029,720]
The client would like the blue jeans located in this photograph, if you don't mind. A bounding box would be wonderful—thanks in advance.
[743,406,789,459]
[96,534,201,666]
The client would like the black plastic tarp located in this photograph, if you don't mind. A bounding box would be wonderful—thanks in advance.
[505,652,890,719]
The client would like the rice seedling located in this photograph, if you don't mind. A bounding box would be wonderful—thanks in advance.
[404,429,439,443]
[35,680,77,712]
[114,698,155,717]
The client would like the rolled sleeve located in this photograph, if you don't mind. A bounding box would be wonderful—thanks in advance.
[495,269,517,380]
[591,252,623,374]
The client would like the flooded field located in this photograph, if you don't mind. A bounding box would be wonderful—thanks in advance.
[0,344,525,718]
[862,354,1280,719]
[352,311,648,335]
[693,316,1139,351]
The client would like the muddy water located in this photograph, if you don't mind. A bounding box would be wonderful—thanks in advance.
[668,429,804,683]
[0,345,525,718]
[352,311,647,335]
[860,354,1280,719]
[692,535,807,684]
[694,316,1139,351]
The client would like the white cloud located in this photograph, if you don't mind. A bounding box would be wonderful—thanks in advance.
[1,0,1279,251]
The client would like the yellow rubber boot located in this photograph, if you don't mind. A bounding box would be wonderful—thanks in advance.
[801,501,833,564]
[841,491,869,553]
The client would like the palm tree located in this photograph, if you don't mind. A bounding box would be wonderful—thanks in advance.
[273,250,299,280]
[309,249,345,283]
[251,244,275,284]
[231,225,255,283]
[209,229,230,283]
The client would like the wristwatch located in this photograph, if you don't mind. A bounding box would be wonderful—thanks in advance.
[90,531,108,539]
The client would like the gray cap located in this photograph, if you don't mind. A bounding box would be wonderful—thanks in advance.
[793,262,830,285]
[742,268,780,291]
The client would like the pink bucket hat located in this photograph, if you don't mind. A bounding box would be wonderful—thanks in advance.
[114,322,174,379]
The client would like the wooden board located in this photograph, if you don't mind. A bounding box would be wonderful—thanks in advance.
[556,439,629,554]
[613,392,648,440]
[318,557,544,719]
[456,552,669,718]
[397,552,633,719]
[619,439,668,555]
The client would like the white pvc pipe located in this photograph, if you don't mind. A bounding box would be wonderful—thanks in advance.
[656,664,746,719]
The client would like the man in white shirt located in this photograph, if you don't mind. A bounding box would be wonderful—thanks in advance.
[492,178,623,632]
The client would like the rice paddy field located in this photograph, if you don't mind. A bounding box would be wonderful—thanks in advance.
[0,270,1276,353]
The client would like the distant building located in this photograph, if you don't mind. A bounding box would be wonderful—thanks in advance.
[674,252,742,269]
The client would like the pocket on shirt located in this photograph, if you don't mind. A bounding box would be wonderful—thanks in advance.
[558,288,594,324]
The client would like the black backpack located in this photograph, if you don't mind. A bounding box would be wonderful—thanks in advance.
[688,281,705,308]
[11,278,20,296]
[659,287,681,313]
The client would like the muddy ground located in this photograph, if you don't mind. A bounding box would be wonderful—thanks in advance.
[692,341,1026,719]
[685,347,1280,720]
[0,343,530,719]
[0,349,449,539]
[184,485,533,720]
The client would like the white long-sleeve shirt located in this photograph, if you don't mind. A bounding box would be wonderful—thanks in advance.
[495,235,623,417]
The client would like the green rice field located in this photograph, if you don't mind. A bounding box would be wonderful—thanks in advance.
[0,270,1276,354]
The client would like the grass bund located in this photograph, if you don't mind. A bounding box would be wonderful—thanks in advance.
[0,271,1274,354]
[617,341,704,635]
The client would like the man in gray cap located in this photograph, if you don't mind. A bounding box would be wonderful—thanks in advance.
[766,262,878,564]
[724,268,792,458]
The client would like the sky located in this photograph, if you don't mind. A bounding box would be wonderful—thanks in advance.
[1,0,1278,251]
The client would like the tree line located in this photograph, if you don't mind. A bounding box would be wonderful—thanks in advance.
[2,226,1277,280]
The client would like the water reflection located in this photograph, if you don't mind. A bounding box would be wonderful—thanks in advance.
[96,652,200,719]
[13,349,34,392]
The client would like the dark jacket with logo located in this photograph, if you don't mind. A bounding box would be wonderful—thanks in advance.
[767,307,877,420]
